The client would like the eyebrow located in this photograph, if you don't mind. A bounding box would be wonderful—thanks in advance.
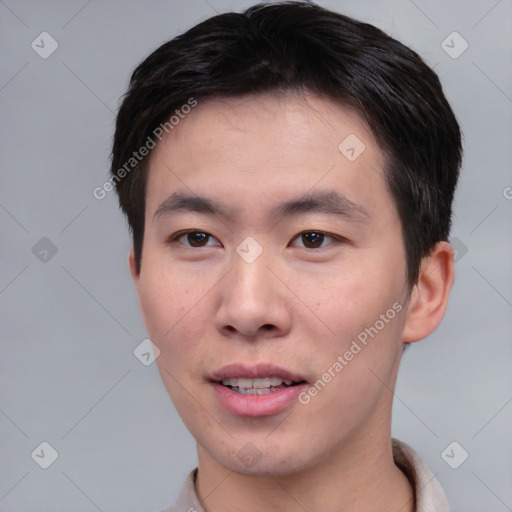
[152,190,370,223]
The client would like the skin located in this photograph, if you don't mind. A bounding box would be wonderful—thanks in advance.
[129,92,454,512]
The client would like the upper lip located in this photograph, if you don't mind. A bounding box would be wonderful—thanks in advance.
[209,363,307,383]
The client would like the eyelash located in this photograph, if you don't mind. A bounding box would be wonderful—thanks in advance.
[167,230,345,250]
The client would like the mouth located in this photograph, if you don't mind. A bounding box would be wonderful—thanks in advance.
[216,376,307,395]
[208,363,309,414]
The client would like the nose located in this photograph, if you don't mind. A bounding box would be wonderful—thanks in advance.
[214,248,292,339]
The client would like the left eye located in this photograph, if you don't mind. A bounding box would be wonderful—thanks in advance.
[292,231,337,249]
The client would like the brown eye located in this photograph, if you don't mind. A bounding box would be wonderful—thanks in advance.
[301,232,325,248]
[300,231,334,249]
[169,230,219,248]
[291,231,344,250]
[186,231,209,247]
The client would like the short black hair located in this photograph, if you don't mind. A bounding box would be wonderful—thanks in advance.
[111,0,462,286]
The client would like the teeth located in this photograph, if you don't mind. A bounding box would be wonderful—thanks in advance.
[253,378,271,388]
[237,378,253,388]
[220,376,294,388]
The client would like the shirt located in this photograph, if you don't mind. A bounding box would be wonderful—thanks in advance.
[159,438,449,512]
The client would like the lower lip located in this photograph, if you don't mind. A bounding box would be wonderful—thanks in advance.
[210,382,308,417]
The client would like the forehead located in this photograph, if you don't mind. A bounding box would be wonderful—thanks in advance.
[144,92,390,222]
[163,92,378,158]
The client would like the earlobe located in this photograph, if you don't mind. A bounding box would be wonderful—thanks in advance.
[128,248,140,285]
[128,248,149,332]
[401,241,455,344]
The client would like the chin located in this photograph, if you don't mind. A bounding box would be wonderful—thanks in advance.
[227,456,304,477]
[207,438,323,478]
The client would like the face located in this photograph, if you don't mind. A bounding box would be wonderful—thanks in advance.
[130,92,413,476]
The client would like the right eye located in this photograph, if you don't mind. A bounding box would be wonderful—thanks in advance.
[168,230,221,248]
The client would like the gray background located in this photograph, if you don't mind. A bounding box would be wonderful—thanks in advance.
[1,0,511,511]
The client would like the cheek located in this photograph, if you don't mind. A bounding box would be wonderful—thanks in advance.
[299,252,407,390]
[309,266,400,336]
[302,277,406,429]
[137,265,211,420]
[138,275,183,338]
[137,261,207,363]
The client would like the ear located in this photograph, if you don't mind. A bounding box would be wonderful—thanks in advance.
[401,241,455,344]
[128,248,140,286]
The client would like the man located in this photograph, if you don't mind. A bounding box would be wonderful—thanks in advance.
[110,2,461,510]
